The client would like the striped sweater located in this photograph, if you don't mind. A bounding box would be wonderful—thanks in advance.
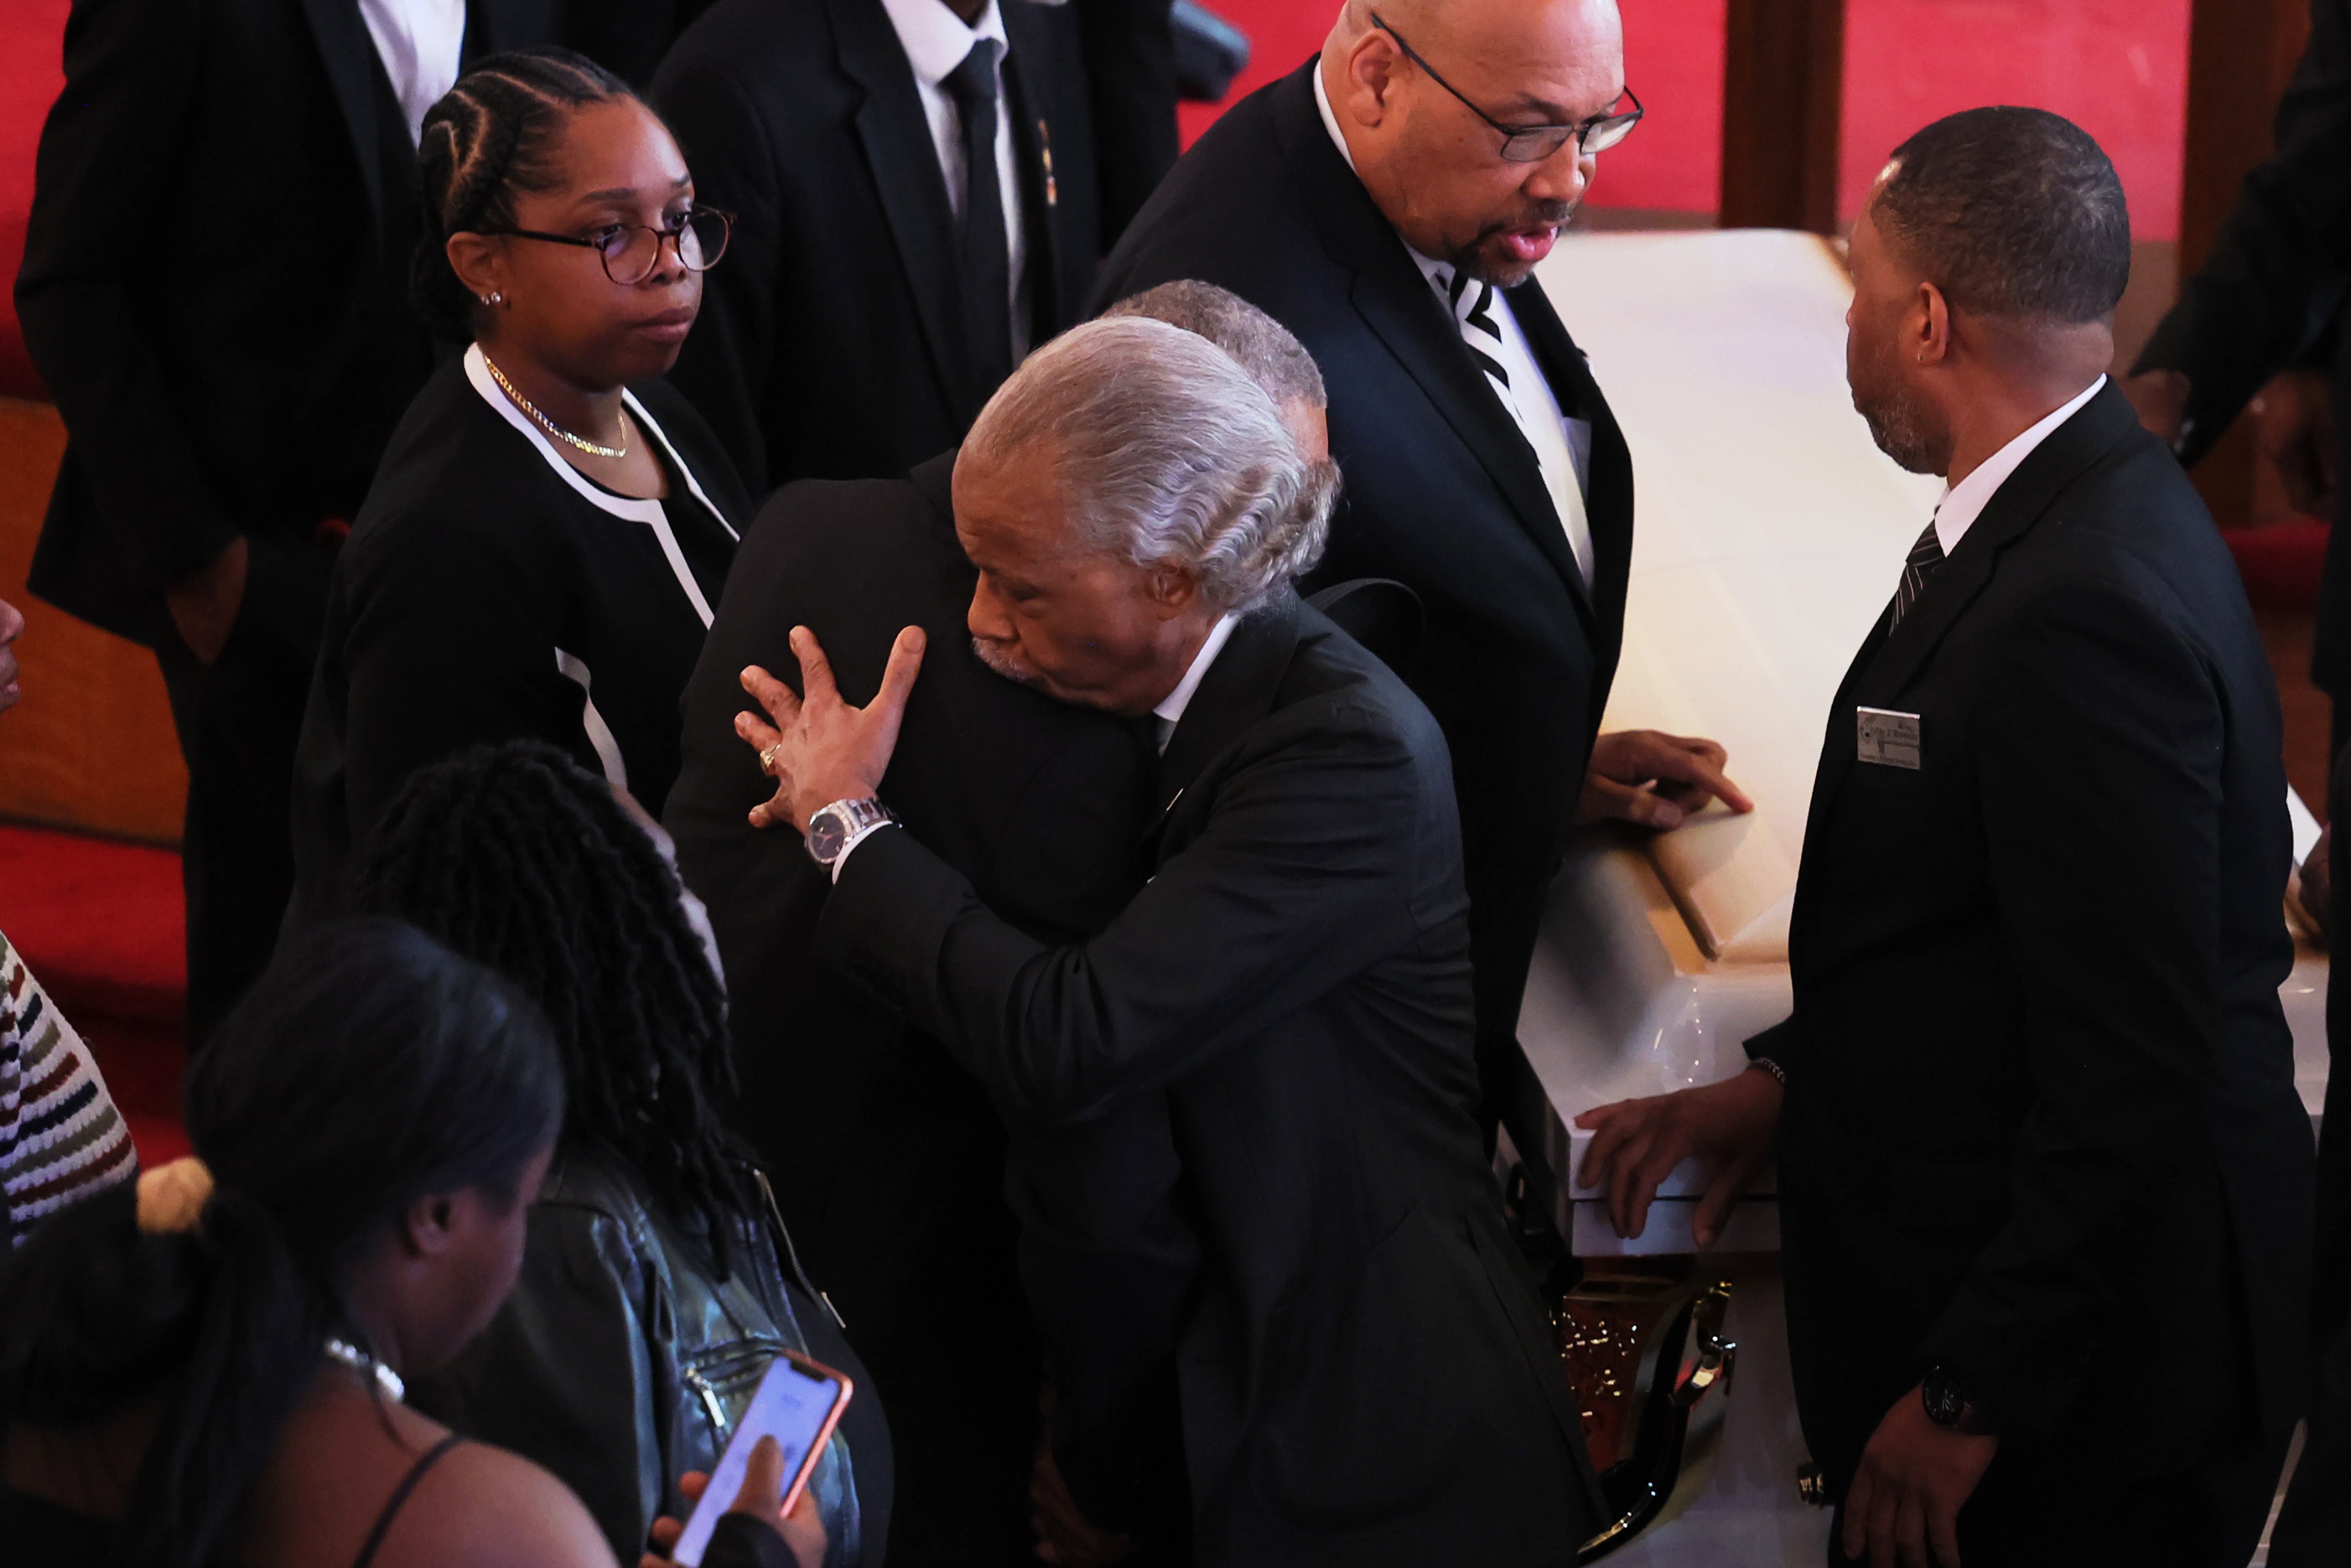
[2,927,136,1247]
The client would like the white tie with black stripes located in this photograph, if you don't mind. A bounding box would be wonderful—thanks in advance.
[1429,261,1595,588]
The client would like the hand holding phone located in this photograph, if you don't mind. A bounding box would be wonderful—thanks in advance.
[669,1351,853,1567]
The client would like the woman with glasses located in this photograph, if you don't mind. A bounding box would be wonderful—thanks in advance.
[292,49,750,914]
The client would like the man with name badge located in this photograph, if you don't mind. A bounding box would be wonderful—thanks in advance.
[1576,110,2313,1568]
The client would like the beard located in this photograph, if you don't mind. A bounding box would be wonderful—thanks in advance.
[1852,366,1947,476]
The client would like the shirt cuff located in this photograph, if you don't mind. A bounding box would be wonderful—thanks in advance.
[829,819,900,883]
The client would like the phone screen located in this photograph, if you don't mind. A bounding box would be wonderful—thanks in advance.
[670,1352,852,1567]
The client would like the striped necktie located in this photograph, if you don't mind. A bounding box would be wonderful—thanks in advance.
[1430,263,1596,587]
[1888,516,1946,631]
[1446,268,1517,413]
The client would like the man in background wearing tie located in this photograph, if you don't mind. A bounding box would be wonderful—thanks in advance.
[650,0,1177,498]
[16,0,559,1043]
[1579,110,2313,1568]
[1093,0,1748,1146]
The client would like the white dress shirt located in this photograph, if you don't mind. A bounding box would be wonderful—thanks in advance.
[1153,612,1242,752]
[357,0,466,146]
[1932,376,2108,555]
[881,0,1032,361]
[1312,67,1595,588]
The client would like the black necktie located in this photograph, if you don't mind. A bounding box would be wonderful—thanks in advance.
[942,40,1013,397]
[1888,516,1946,631]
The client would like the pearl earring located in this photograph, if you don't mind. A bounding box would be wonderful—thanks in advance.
[481,291,504,306]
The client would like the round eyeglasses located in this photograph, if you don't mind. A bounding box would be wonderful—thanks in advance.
[481,205,734,285]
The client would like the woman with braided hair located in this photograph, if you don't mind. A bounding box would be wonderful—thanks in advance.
[350,739,889,1568]
[292,48,752,920]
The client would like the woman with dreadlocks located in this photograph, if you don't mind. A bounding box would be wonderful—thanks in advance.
[351,739,888,1567]
[292,47,751,918]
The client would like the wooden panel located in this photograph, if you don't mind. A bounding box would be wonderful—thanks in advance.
[1719,0,1844,233]
[2181,0,2314,528]
[0,396,186,842]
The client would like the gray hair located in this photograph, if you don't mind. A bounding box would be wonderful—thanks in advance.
[1102,280,1328,414]
[964,317,1335,614]
[1872,107,2130,325]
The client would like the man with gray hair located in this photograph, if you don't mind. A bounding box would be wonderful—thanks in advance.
[669,286,1348,1561]
[1579,109,2312,1567]
[736,314,1602,1562]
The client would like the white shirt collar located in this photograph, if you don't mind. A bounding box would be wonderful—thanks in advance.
[1933,375,2107,556]
[878,0,1009,87]
[1312,62,1360,175]
[1152,612,1243,752]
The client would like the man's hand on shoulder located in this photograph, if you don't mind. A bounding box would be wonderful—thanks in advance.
[736,625,925,832]
[1577,729,1754,830]
[1841,1386,1999,1568]
[1572,1067,1780,1247]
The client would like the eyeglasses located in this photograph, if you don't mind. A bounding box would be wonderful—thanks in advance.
[480,205,734,285]
[1370,13,1643,165]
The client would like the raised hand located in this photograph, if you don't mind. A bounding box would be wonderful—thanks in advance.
[734,624,926,832]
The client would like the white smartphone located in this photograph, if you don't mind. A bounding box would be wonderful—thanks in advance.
[670,1350,855,1567]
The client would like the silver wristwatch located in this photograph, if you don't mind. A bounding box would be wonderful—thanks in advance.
[805,796,898,870]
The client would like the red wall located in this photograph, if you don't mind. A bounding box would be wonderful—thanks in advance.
[0,0,2206,404]
[0,0,66,401]
[1184,0,2190,240]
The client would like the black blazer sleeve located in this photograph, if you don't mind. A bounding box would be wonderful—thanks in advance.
[654,58,785,495]
[1073,0,1179,246]
[2135,0,2351,462]
[1914,579,2231,1433]
[15,0,241,596]
[337,503,588,841]
[815,701,1426,1126]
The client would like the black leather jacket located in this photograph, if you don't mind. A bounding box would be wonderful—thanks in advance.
[409,1149,887,1564]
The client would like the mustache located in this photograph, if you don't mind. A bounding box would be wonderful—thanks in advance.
[970,635,1043,687]
[1482,200,1578,238]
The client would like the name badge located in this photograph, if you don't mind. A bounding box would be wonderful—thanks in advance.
[1856,707,1922,770]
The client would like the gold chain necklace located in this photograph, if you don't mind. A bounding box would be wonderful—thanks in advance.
[482,352,628,459]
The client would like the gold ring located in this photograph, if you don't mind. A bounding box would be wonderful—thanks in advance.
[759,742,784,774]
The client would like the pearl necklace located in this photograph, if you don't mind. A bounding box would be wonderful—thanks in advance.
[483,352,629,459]
[324,1336,406,1402]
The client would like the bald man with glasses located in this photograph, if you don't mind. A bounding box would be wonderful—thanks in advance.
[1095,0,1749,1153]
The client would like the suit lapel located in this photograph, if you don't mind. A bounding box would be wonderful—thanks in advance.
[827,0,976,417]
[1151,597,1302,830]
[1509,280,1624,626]
[999,3,1065,334]
[1801,382,2143,843]
[1857,383,2140,706]
[1270,66,1591,618]
[299,0,388,224]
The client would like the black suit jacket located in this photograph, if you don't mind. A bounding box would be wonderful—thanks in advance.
[1752,384,2315,1491]
[1093,60,1634,1133]
[15,0,556,647]
[816,594,1601,1565]
[663,455,1198,1538]
[650,0,1174,497]
[2134,0,2351,691]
